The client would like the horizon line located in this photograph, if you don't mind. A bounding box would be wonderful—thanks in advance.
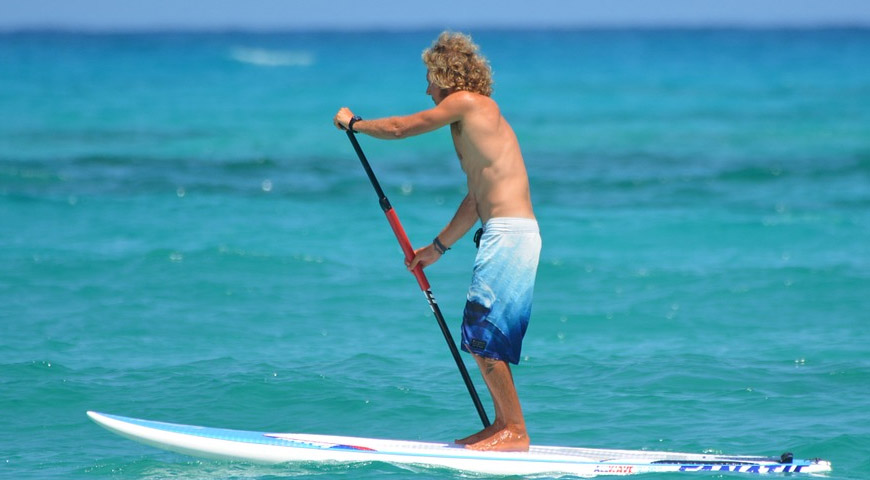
[3,22,870,35]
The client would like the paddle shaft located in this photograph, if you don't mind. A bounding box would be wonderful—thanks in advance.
[344,129,491,429]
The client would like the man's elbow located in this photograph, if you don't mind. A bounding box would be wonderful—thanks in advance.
[387,119,411,139]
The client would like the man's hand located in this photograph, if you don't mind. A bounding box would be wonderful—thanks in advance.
[333,107,354,130]
[406,244,442,271]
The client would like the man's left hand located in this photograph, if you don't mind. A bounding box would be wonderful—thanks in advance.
[333,107,354,130]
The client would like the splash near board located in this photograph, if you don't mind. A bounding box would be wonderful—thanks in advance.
[87,412,831,476]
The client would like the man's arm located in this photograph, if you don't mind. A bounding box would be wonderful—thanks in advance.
[437,193,479,247]
[334,92,471,139]
[407,193,479,271]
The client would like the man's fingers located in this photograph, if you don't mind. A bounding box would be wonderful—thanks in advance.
[408,255,422,271]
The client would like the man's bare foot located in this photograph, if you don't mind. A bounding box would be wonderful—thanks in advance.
[455,422,501,445]
[464,425,530,452]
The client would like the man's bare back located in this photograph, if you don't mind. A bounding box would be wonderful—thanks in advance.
[448,92,534,224]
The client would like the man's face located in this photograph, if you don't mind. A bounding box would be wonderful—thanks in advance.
[426,72,448,105]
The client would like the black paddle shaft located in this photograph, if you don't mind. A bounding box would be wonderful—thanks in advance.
[344,129,491,429]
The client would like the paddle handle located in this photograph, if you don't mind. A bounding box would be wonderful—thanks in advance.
[343,128,491,428]
[385,209,430,291]
[344,128,429,290]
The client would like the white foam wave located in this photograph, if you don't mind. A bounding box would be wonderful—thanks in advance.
[230,47,314,67]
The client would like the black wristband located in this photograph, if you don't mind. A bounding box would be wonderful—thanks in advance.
[433,236,450,254]
[348,115,362,133]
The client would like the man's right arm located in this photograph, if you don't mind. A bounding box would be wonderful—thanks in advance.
[334,92,473,140]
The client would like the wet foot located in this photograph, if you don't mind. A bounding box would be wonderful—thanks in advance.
[464,425,530,452]
[455,423,501,445]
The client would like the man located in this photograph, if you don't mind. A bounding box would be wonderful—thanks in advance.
[333,31,540,452]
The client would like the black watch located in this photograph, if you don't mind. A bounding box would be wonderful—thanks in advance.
[348,115,363,133]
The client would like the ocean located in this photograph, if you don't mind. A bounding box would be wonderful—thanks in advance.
[1,28,868,479]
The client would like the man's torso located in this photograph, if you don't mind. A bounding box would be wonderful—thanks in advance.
[449,93,535,224]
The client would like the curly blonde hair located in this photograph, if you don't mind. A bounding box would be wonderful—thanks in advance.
[422,31,493,97]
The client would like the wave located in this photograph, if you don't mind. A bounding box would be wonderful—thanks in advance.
[229,47,314,67]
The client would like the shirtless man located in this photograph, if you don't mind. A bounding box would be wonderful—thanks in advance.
[333,31,540,452]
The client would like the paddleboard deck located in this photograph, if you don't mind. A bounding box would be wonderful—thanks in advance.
[87,411,831,476]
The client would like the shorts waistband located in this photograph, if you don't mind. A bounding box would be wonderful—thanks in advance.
[482,217,539,234]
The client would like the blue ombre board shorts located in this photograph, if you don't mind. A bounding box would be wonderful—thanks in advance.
[461,217,541,365]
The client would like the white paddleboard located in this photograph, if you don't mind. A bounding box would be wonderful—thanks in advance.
[87,411,831,476]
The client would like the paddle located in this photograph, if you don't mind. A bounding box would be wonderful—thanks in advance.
[342,128,491,429]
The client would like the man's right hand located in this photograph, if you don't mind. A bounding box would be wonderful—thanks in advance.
[333,107,354,130]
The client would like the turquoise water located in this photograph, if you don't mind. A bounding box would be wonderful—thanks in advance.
[2,29,869,479]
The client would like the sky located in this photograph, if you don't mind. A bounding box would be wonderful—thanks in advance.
[2,0,870,31]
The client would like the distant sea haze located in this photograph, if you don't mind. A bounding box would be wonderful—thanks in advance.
[230,47,314,67]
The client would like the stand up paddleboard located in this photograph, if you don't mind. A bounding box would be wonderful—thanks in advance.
[87,412,831,476]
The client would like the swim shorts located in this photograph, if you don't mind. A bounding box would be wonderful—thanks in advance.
[461,217,541,365]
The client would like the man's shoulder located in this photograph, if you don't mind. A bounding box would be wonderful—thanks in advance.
[446,90,497,108]
[447,90,495,103]
[444,91,500,124]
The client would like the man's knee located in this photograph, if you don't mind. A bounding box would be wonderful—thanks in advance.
[473,353,507,373]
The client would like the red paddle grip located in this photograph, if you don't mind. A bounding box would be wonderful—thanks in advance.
[384,208,430,291]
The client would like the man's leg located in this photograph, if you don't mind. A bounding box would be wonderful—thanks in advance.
[463,353,529,452]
